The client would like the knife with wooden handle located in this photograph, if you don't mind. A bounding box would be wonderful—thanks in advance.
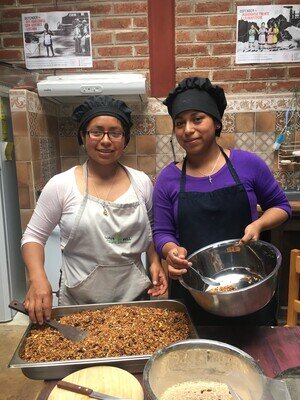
[57,380,134,400]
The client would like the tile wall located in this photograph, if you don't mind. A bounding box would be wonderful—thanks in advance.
[9,89,299,231]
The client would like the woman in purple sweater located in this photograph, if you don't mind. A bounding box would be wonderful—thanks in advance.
[153,77,291,325]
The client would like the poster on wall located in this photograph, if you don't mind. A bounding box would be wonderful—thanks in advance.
[236,4,300,64]
[22,11,92,70]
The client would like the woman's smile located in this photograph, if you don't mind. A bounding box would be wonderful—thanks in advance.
[184,136,201,143]
[95,148,115,158]
[182,136,204,149]
[97,148,114,153]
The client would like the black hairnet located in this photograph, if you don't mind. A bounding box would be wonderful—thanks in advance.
[72,95,133,145]
[163,77,227,136]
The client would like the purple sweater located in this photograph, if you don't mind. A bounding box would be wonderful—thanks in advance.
[153,149,291,256]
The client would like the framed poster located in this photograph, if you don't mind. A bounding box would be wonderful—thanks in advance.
[22,11,92,69]
[236,5,300,64]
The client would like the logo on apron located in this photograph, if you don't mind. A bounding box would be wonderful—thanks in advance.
[105,232,132,244]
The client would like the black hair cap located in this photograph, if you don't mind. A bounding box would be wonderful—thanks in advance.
[163,77,227,136]
[72,95,133,145]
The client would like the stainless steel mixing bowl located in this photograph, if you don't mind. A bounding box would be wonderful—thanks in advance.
[179,239,281,317]
[143,339,265,400]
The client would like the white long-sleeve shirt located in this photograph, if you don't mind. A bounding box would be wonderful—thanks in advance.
[21,166,153,249]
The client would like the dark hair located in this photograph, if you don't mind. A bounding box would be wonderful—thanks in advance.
[72,95,133,146]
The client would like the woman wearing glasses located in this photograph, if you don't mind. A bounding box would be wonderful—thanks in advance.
[21,95,167,324]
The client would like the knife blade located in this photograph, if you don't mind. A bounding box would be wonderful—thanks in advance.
[57,380,134,400]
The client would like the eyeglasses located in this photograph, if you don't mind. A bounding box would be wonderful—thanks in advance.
[85,129,124,141]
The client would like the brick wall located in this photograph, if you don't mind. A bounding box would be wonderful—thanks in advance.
[174,0,299,92]
[0,0,299,93]
[0,0,149,76]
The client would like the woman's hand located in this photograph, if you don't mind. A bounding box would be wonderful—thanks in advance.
[24,277,53,325]
[22,242,53,324]
[240,208,289,245]
[240,221,261,244]
[148,262,168,296]
[166,246,191,280]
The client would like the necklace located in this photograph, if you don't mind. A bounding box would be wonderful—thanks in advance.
[88,166,118,216]
[193,150,222,184]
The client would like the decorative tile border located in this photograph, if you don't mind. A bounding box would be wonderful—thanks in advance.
[254,96,292,113]
[9,89,295,116]
[225,93,294,113]
[227,97,256,113]
[9,90,27,112]
[28,112,39,137]
[10,89,58,116]
[141,93,294,115]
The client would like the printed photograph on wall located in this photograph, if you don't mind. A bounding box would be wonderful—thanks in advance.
[236,4,300,64]
[22,11,92,70]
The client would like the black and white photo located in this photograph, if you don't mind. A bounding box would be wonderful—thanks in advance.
[236,5,300,64]
[22,11,92,69]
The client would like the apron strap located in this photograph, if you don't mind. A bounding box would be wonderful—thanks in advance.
[120,165,152,232]
[83,160,89,195]
[120,164,143,204]
[180,147,241,192]
[180,158,188,192]
[67,163,89,243]
[219,147,241,185]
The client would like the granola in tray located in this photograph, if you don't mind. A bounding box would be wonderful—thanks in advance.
[21,305,190,362]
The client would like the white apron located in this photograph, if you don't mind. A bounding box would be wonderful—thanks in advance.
[58,162,152,305]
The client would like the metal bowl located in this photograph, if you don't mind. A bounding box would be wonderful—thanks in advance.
[179,239,281,317]
[143,339,265,400]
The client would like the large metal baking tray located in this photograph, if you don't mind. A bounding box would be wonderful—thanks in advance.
[8,300,198,380]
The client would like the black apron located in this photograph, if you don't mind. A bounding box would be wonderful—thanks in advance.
[171,147,278,326]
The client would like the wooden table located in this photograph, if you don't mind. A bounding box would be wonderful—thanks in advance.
[37,326,300,399]
[197,326,300,378]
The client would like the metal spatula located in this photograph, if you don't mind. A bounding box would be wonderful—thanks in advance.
[9,299,88,342]
[189,265,220,286]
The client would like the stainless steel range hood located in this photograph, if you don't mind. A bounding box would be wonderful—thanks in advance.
[37,72,147,103]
